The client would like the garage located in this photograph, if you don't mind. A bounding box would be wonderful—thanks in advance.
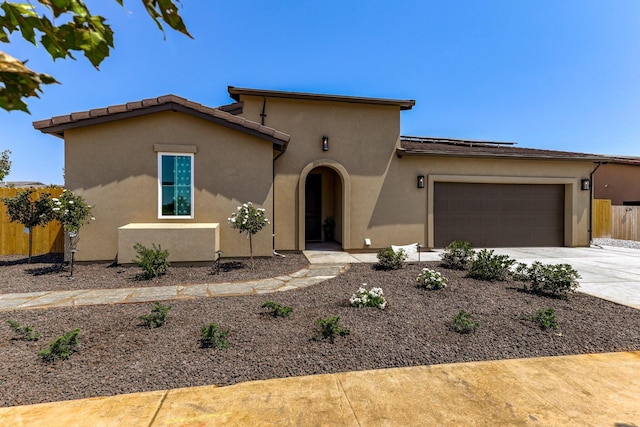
[434,182,565,247]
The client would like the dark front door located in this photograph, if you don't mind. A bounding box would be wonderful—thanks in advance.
[305,174,322,241]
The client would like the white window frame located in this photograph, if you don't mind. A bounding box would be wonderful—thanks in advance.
[157,152,194,219]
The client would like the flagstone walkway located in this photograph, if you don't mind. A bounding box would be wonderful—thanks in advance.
[0,264,348,312]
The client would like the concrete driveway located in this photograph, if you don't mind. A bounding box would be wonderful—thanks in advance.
[305,245,640,310]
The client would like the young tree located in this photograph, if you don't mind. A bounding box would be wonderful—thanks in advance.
[1,188,54,262]
[0,149,10,180]
[51,190,93,276]
[0,0,191,112]
[228,202,270,269]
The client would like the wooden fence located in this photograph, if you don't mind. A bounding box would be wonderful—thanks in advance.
[0,187,64,256]
[593,198,640,241]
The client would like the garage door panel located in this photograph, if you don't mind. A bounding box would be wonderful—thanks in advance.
[434,182,564,247]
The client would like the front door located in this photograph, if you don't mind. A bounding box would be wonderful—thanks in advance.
[305,174,322,241]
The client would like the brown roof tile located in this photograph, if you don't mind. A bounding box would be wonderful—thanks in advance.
[33,95,290,152]
[399,136,610,161]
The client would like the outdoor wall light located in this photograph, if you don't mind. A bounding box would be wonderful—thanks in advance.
[322,136,329,151]
[417,175,425,188]
[581,178,591,191]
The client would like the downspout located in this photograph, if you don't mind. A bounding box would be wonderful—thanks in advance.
[272,150,285,256]
[260,96,267,125]
[588,161,608,244]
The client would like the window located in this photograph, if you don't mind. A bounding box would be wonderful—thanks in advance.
[158,153,193,218]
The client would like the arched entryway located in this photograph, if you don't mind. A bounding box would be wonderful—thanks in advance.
[298,160,351,250]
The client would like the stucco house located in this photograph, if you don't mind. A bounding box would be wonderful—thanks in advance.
[33,86,607,262]
[593,158,640,206]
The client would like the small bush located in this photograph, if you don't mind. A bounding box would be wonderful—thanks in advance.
[261,301,293,317]
[139,302,171,328]
[467,249,515,281]
[515,262,580,299]
[452,310,479,334]
[349,285,387,309]
[39,328,80,362]
[133,243,169,280]
[535,308,559,330]
[200,322,229,349]
[375,247,407,271]
[416,268,448,290]
[315,316,350,343]
[6,319,40,341]
[440,241,475,270]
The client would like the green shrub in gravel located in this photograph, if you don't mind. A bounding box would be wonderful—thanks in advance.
[375,247,407,270]
[200,322,229,349]
[139,302,171,328]
[416,268,448,290]
[133,242,169,280]
[535,308,559,330]
[452,310,479,334]
[440,241,475,270]
[513,262,580,299]
[261,301,293,317]
[314,316,350,343]
[39,328,80,362]
[6,319,40,341]
[467,249,515,281]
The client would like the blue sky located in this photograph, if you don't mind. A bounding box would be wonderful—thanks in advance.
[2,0,640,185]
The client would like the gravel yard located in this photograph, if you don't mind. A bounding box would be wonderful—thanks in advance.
[1,257,639,407]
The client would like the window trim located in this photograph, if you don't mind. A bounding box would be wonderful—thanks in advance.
[157,152,195,219]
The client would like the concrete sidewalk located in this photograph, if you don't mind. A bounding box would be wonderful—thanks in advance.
[1,351,638,426]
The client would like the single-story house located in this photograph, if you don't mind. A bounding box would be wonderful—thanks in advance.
[593,158,640,205]
[33,86,609,262]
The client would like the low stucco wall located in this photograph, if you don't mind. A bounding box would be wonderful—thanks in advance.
[118,223,219,264]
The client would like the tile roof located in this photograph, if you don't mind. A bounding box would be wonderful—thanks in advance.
[228,86,416,110]
[33,95,290,151]
[398,136,611,161]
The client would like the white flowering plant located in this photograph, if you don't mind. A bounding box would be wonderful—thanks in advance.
[416,268,448,290]
[51,190,94,276]
[349,285,387,309]
[228,202,270,269]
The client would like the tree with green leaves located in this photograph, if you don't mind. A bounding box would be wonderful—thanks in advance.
[51,189,93,276]
[0,149,9,180]
[1,188,55,262]
[0,0,191,112]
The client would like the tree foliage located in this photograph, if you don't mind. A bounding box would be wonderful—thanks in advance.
[228,202,270,269]
[0,0,191,112]
[0,148,10,180]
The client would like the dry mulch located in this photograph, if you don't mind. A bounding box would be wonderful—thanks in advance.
[1,260,640,407]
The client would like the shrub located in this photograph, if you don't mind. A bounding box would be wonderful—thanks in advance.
[467,249,515,281]
[200,322,229,349]
[228,202,270,269]
[39,328,80,362]
[440,241,475,270]
[139,302,171,328]
[375,247,407,271]
[6,319,40,341]
[515,262,580,299]
[535,308,559,330]
[349,285,387,309]
[261,301,293,317]
[315,316,350,343]
[452,310,479,334]
[416,268,448,290]
[133,243,169,280]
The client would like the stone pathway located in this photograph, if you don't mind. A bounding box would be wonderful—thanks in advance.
[0,264,348,312]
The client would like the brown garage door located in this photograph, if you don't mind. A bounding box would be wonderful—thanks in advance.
[434,182,564,247]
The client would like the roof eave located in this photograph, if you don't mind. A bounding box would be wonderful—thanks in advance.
[228,86,416,110]
[396,148,612,162]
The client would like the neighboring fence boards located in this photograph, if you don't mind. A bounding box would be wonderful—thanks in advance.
[593,198,640,241]
[592,199,612,239]
[0,187,64,256]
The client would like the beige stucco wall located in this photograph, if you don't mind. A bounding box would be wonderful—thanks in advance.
[64,111,274,261]
[594,163,640,205]
[237,95,401,251]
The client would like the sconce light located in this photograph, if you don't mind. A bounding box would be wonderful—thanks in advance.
[581,178,591,191]
[322,136,329,151]
[417,175,425,188]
